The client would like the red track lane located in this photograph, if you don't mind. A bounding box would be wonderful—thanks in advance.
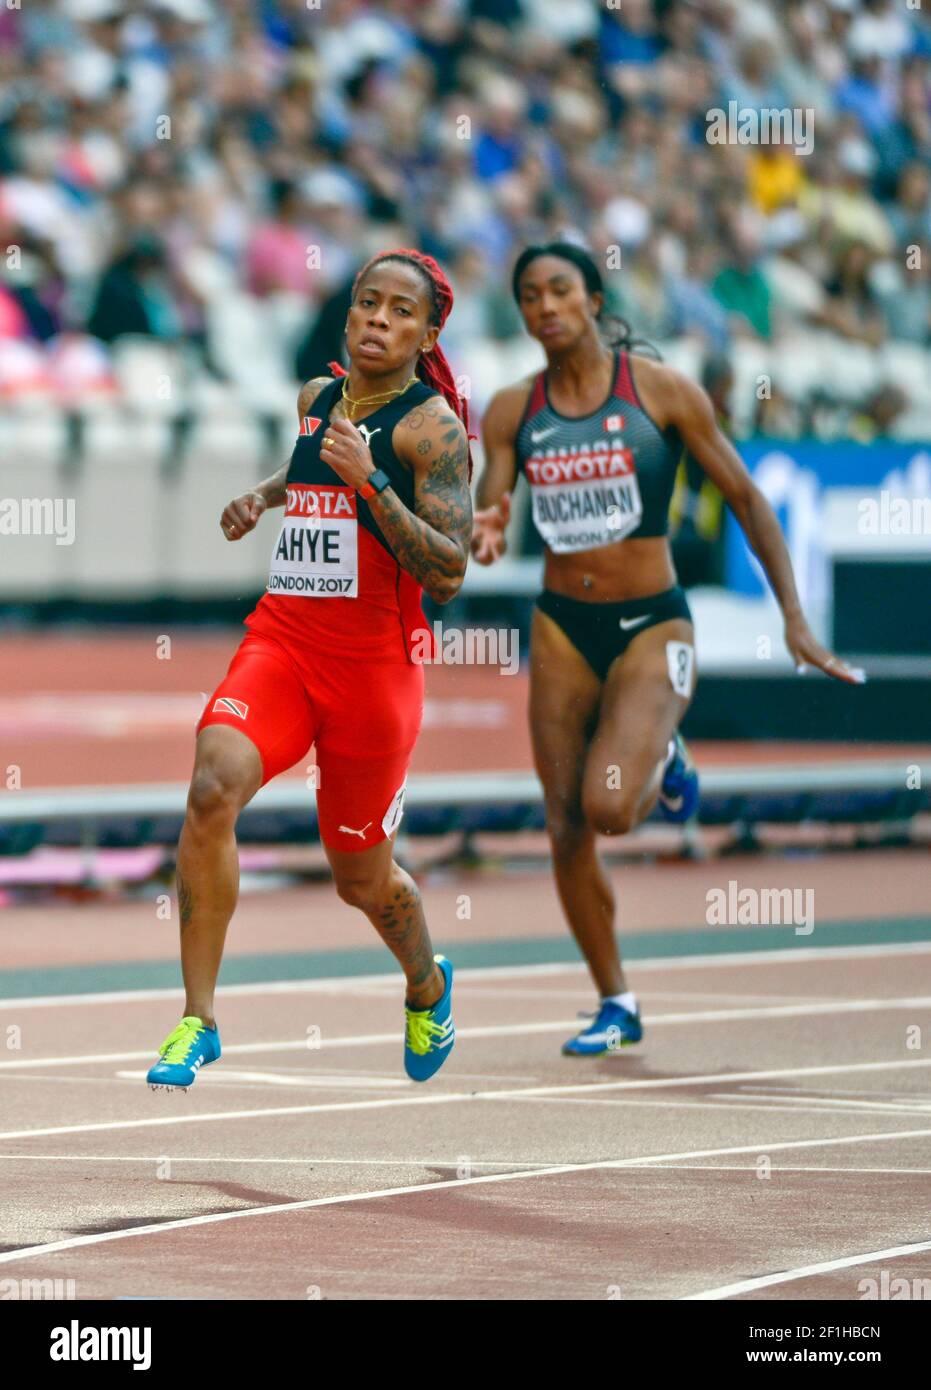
[4,632,929,786]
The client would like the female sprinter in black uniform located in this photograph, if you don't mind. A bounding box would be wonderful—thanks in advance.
[472,243,861,1056]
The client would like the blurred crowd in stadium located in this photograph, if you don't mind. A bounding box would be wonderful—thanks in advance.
[0,0,929,442]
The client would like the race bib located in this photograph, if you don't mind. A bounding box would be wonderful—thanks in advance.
[381,780,406,837]
[525,443,643,553]
[267,483,357,597]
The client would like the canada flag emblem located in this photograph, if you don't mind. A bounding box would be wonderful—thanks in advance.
[300,416,322,436]
[604,413,625,432]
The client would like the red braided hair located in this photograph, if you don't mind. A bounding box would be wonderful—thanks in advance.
[329,247,474,479]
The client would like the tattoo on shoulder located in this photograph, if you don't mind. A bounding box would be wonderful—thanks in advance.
[297,375,332,417]
[401,395,453,434]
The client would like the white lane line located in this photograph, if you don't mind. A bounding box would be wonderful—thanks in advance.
[683,1241,931,1301]
[2,1155,930,1177]
[2,1125,930,1269]
[502,1095,931,1118]
[2,939,929,1010]
[114,1070,410,1089]
[741,1084,931,1101]
[0,1153,542,1168]
[3,994,930,1073]
[2,1057,931,1142]
[0,962,582,1010]
[710,1093,931,1115]
[636,1165,931,1176]
[5,1090,919,1119]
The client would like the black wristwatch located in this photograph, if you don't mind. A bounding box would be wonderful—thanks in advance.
[358,468,392,501]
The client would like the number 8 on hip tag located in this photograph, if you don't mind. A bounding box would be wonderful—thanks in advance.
[666,641,694,697]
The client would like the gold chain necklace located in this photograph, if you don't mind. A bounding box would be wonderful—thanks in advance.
[341,374,419,421]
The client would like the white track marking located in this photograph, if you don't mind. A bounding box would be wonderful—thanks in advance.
[2,1057,931,1142]
[0,1153,543,1168]
[2,1126,930,1268]
[112,1066,532,1088]
[741,1084,930,1101]
[2,939,930,1011]
[0,963,584,1011]
[611,1165,931,1176]
[115,1069,411,1089]
[710,1092,931,1114]
[3,994,930,1073]
[2,1155,930,1177]
[683,1240,931,1301]
[456,986,835,1004]
[500,1094,931,1118]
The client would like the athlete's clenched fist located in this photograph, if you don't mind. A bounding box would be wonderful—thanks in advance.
[221,490,267,541]
[319,418,375,490]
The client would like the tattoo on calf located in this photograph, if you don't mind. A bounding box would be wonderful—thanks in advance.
[177,872,194,931]
[378,879,435,989]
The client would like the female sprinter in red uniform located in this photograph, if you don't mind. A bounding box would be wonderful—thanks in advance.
[146,250,472,1088]
[473,243,861,1057]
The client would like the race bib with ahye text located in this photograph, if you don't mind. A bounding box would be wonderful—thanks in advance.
[267,483,358,597]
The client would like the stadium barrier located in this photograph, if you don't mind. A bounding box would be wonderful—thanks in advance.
[1,762,927,858]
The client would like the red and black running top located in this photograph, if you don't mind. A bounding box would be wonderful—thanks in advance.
[516,349,682,555]
[245,377,435,663]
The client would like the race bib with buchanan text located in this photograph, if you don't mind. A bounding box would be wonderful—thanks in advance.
[525,438,643,554]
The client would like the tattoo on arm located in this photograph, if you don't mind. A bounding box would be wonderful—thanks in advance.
[368,412,472,602]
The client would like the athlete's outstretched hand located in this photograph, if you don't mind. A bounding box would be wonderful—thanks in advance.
[471,491,511,565]
[784,612,865,684]
[221,490,267,541]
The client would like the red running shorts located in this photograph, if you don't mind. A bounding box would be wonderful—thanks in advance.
[196,630,423,853]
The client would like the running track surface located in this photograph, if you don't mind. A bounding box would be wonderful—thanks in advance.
[1,852,930,1300]
[5,631,930,786]
[3,632,929,1298]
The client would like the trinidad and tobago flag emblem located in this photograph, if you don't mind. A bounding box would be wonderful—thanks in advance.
[299,416,322,436]
[212,697,249,719]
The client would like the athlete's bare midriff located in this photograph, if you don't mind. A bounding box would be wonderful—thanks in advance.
[543,535,677,601]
